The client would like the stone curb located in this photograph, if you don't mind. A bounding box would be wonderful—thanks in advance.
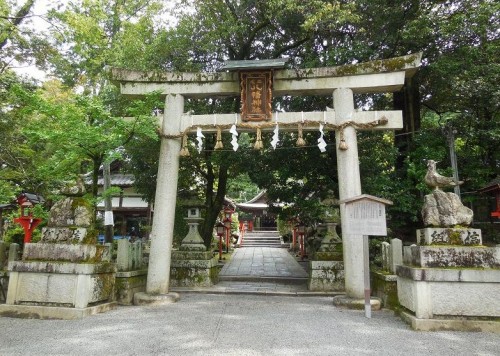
[170,287,344,297]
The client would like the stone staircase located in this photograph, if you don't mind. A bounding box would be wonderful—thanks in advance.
[241,230,283,248]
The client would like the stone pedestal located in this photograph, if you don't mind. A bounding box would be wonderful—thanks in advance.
[308,260,345,291]
[0,243,116,319]
[0,186,117,319]
[308,223,345,291]
[170,250,219,287]
[397,243,500,331]
[169,211,219,288]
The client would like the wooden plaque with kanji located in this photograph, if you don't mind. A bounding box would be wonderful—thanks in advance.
[240,71,272,121]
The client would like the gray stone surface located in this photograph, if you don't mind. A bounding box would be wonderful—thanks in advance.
[115,270,148,305]
[2,293,499,355]
[417,227,482,246]
[390,238,403,273]
[41,227,90,244]
[22,243,110,263]
[422,190,473,227]
[404,245,499,268]
[308,260,345,291]
[220,247,308,280]
[8,243,19,262]
[0,241,6,269]
[397,268,500,319]
[46,197,92,229]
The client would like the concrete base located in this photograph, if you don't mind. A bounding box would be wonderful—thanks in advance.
[133,292,180,306]
[0,302,116,320]
[332,295,381,310]
[308,260,345,292]
[400,310,500,332]
[397,266,500,319]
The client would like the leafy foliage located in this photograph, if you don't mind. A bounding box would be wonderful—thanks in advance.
[1,0,498,243]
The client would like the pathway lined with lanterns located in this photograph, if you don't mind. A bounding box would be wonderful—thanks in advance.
[171,245,338,296]
[220,247,308,282]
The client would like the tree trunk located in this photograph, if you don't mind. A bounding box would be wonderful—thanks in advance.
[201,162,229,248]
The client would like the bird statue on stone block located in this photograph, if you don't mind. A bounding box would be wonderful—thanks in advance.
[425,160,463,190]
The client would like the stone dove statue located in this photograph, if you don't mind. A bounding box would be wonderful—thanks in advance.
[425,160,463,190]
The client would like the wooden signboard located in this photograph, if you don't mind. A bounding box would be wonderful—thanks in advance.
[240,70,272,121]
[339,194,392,319]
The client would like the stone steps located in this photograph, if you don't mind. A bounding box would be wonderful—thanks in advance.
[218,275,308,285]
[241,231,282,248]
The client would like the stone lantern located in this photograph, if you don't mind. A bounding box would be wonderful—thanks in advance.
[180,207,205,251]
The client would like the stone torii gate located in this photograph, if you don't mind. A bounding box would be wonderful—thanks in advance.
[111,53,421,305]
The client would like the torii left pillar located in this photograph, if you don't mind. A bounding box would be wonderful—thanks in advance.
[332,88,381,310]
[134,94,183,305]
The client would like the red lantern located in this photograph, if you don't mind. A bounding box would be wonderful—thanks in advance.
[216,222,225,261]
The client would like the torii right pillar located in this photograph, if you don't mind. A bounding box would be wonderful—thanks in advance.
[333,88,379,308]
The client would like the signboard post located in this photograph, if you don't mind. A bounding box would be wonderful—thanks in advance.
[339,194,393,319]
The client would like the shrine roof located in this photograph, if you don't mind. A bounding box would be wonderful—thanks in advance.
[0,203,16,210]
[237,203,268,210]
[246,190,267,204]
[234,191,269,211]
[17,192,45,205]
[95,173,135,187]
[478,177,500,194]
[221,58,287,71]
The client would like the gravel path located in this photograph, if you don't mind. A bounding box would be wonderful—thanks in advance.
[1,294,498,356]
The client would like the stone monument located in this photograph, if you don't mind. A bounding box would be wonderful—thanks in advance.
[396,161,500,332]
[0,178,116,319]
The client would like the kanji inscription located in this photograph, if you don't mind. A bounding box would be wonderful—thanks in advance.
[240,71,272,121]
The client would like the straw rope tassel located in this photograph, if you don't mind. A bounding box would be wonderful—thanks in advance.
[254,127,263,150]
[179,134,190,156]
[214,126,223,150]
[338,129,348,151]
[296,123,306,147]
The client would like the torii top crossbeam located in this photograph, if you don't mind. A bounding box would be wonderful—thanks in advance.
[111,53,421,135]
[112,53,421,98]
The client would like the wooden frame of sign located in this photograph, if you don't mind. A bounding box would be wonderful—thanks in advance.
[240,70,272,122]
[340,194,393,236]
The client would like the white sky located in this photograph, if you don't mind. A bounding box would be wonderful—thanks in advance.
[10,0,55,80]
[10,0,186,82]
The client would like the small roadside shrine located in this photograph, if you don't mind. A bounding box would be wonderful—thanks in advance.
[111,53,421,306]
